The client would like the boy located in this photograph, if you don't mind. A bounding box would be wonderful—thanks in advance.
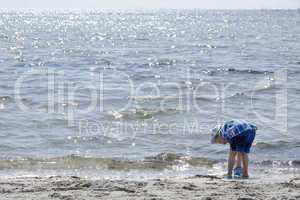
[211,119,257,178]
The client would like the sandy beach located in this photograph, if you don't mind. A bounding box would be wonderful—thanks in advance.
[0,175,299,200]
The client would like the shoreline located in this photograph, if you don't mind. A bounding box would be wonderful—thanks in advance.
[0,175,299,200]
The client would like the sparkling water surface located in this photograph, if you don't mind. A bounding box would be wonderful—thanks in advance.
[0,10,299,178]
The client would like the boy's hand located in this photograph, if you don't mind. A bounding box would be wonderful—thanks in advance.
[234,167,243,178]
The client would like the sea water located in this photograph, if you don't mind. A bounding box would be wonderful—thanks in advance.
[0,9,299,179]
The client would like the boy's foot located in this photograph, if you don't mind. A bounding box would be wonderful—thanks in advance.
[242,175,249,179]
[234,167,243,178]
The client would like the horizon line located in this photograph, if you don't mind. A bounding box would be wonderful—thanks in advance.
[0,8,299,11]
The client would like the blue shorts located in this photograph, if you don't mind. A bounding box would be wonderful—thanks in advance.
[230,129,256,153]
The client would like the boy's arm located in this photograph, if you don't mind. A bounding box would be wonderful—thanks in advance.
[227,150,236,177]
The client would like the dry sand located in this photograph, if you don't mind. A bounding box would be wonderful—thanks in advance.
[0,175,299,200]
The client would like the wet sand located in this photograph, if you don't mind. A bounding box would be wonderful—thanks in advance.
[0,175,299,200]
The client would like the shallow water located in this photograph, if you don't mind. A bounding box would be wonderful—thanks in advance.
[0,9,299,178]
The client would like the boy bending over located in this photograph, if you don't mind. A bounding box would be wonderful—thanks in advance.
[211,119,257,178]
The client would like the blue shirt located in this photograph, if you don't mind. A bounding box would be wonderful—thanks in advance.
[220,119,257,142]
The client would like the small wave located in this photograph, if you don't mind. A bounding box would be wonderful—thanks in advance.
[108,109,153,120]
[203,68,273,76]
[194,96,215,101]
[194,44,228,49]
[132,95,213,102]
[145,153,218,166]
[0,33,9,40]
[156,59,177,66]
[255,160,300,167]
[1,153,299,172]
[145,58,177,67]
[108,108,181,120]
[130,74,161,81]
[225,68,273,75]
[55,100,80,108]
[0,153,218,171]
[0,96,13,102]
[108,111,124,119]
[224,92,249,100]
[130,95,178,101]
[254,142,275,149]
[0,96,13,109]
[225,82,280,100]
[254,140,297,150]
[250,84,279,93]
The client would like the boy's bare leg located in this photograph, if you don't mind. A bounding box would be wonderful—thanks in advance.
[228,150,237,177]
[241,153,249,177]
[236,152,242,168]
